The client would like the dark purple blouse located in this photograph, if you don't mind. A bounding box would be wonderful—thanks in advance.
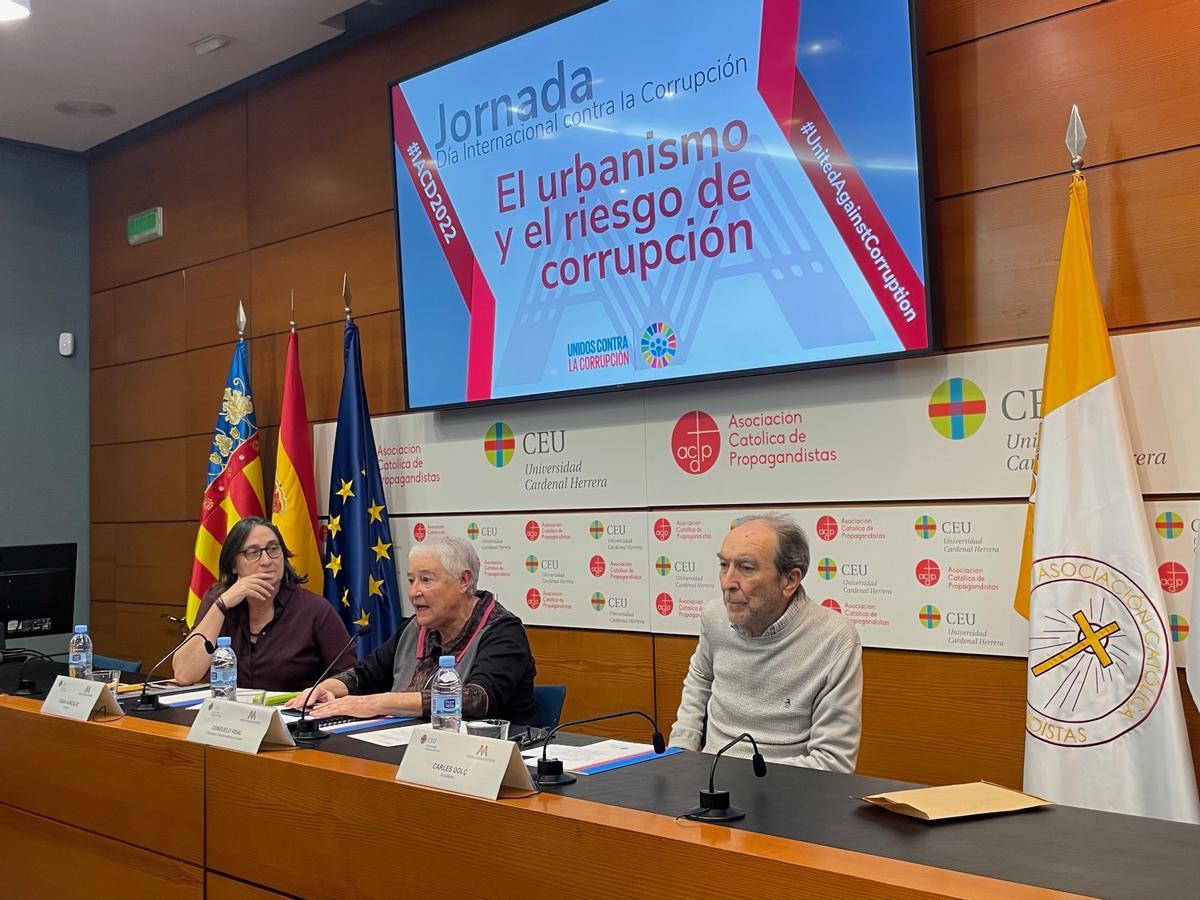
[195,584,357,691]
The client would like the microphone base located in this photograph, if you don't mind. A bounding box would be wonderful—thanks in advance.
[684,789,746,823]
[535,758,577,787]
[684,805,746,823]
[128,694,166,712]
[289,718,330,745]
[12,678,38,697]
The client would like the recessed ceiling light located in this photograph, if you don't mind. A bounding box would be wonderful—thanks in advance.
[189,34,233,56]
[0,0,30,24]
[55,101,117,119]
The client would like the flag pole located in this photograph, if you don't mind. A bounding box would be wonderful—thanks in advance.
[342,273,352,321]
[289,289,296,333]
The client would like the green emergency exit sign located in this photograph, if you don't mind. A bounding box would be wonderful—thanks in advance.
[126,207,164,246]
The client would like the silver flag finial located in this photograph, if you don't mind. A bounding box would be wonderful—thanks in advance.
[289,289,296,332]
[236,301,247,339]
[342,273,352,321]
[1065,104,1087,172]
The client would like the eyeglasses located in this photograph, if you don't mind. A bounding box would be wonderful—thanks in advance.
[239,542,282,562]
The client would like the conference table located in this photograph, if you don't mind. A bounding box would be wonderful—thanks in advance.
[2,664,1198,898]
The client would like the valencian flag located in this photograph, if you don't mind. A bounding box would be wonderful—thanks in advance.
[271,329,323,596]
[1015,172,1198,823]
[186,340,266,625]
[322,318,401,658]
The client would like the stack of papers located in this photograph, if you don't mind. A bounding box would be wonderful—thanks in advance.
[521,740,680,775]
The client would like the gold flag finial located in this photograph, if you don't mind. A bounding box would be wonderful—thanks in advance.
[289,289,296,332]
[1065,104,1087,173]
[342,273,352,321]
[236,301,247,339]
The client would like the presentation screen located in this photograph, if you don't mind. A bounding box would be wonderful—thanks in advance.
[390,0,931,411]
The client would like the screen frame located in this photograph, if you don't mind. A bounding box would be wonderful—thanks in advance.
[387,0,938,414]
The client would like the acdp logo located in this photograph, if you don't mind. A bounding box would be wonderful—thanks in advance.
[483,422,516,467]
[589,555,606,577]
[525,520,540,541]
[821,598,842,614]
[928,377,986,440]
[671,410,720,475]
[526,589,541,610]
[412,522,426,542]
[915,559,941,587]
[656,592,674,616]
[815,516,838,541]
[653,518,672,541]
[1159,561,1189,594]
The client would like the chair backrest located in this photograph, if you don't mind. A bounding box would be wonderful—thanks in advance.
[93,654,142,674]
[533,683,567,730]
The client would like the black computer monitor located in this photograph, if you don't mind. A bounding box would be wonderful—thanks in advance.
[0,542,77,650]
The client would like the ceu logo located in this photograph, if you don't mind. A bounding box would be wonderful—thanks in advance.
[1158,561,1189,595]
[412,522,426,542]
[915,558,941,587]
[641,322,677,368]
[589,555,606,577]
[466,522,479,541]
[919,604,941,629]
[653,518,672,541]
[1155,511,1184,539]
[821,598,842,614]
[525,555,539,573]
[656,592,674,616]
[655,555,671,576]
[1170,614,1190,642]
[928,377,986,440]
[817,558,837,581]
[671,410,720,475]
[589,520,604,540]
[914,515,937,539]
[483,422,516,467]
[815,515,838,542]
[525,520,540,541]
[526,588,541,610]
[1027,556,1169,748]
[591,592,606,612]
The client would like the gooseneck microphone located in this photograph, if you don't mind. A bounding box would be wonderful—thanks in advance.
[130,632,217,711]
[536,709,666,787]
[289,624,370,746]
[3,649,69,696]
[684,732,767,822]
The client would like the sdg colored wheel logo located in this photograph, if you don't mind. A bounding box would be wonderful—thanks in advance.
[641,322,677,368]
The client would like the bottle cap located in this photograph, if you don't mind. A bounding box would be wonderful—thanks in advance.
[217,636,232,648]
[438,654,456,667]
[73,624,87,634]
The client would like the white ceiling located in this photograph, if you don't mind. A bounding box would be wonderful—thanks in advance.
[0,0,363,152]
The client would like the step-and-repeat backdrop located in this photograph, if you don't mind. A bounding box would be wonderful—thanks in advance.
[315,326,1200,664]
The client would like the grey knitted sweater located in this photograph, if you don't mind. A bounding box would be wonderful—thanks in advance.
[668,594,863,773]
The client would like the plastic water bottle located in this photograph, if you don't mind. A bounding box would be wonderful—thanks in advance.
[210,636,238,700]
[67,625,93,680]
[430,654,462,732]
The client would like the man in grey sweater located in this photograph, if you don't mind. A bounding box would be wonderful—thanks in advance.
[669,513,863,773]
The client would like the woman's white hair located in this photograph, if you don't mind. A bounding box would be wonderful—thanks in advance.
[409,535,480,592]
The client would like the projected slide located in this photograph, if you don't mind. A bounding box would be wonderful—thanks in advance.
[391,0,927,409]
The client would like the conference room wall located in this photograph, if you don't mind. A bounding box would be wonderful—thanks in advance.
[89,0,1200,767]
[0,142,90,650]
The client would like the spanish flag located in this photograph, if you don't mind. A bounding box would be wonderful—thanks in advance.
[186,340,266,625]
[271,330,323,595]
[1017,173,1198,823]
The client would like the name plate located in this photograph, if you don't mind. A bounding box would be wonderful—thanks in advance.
[41,675,124,722]
[396,726,535,799]
[186,698,296,753]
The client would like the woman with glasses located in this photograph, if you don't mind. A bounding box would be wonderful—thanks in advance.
[172,517,357,690]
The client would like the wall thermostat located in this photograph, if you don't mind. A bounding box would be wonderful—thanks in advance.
[58,332,75,357]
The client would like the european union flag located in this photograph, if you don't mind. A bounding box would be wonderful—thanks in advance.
[322,319,401,658]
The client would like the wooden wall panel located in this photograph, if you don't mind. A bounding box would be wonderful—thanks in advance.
[90,98,248,292]
[184,253,252,350]
[922,0,1100,51]
[527,627,656,740]
[101,270,187,365]
[110,522,199,606]
[249,212,398,335]
[937,147,1200,347]
[928,0,1200,196]
[90,601,189,669]
[0,804,202,899]
[91,437,194,522]
[245,0,583,246]
[91,524,116,601]
[207,873,290,900]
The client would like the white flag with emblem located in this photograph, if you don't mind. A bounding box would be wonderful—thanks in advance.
[1020,173,1198,824]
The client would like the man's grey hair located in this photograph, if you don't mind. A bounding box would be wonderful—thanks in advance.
[410,535,480,593]
[733,512,810,579]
